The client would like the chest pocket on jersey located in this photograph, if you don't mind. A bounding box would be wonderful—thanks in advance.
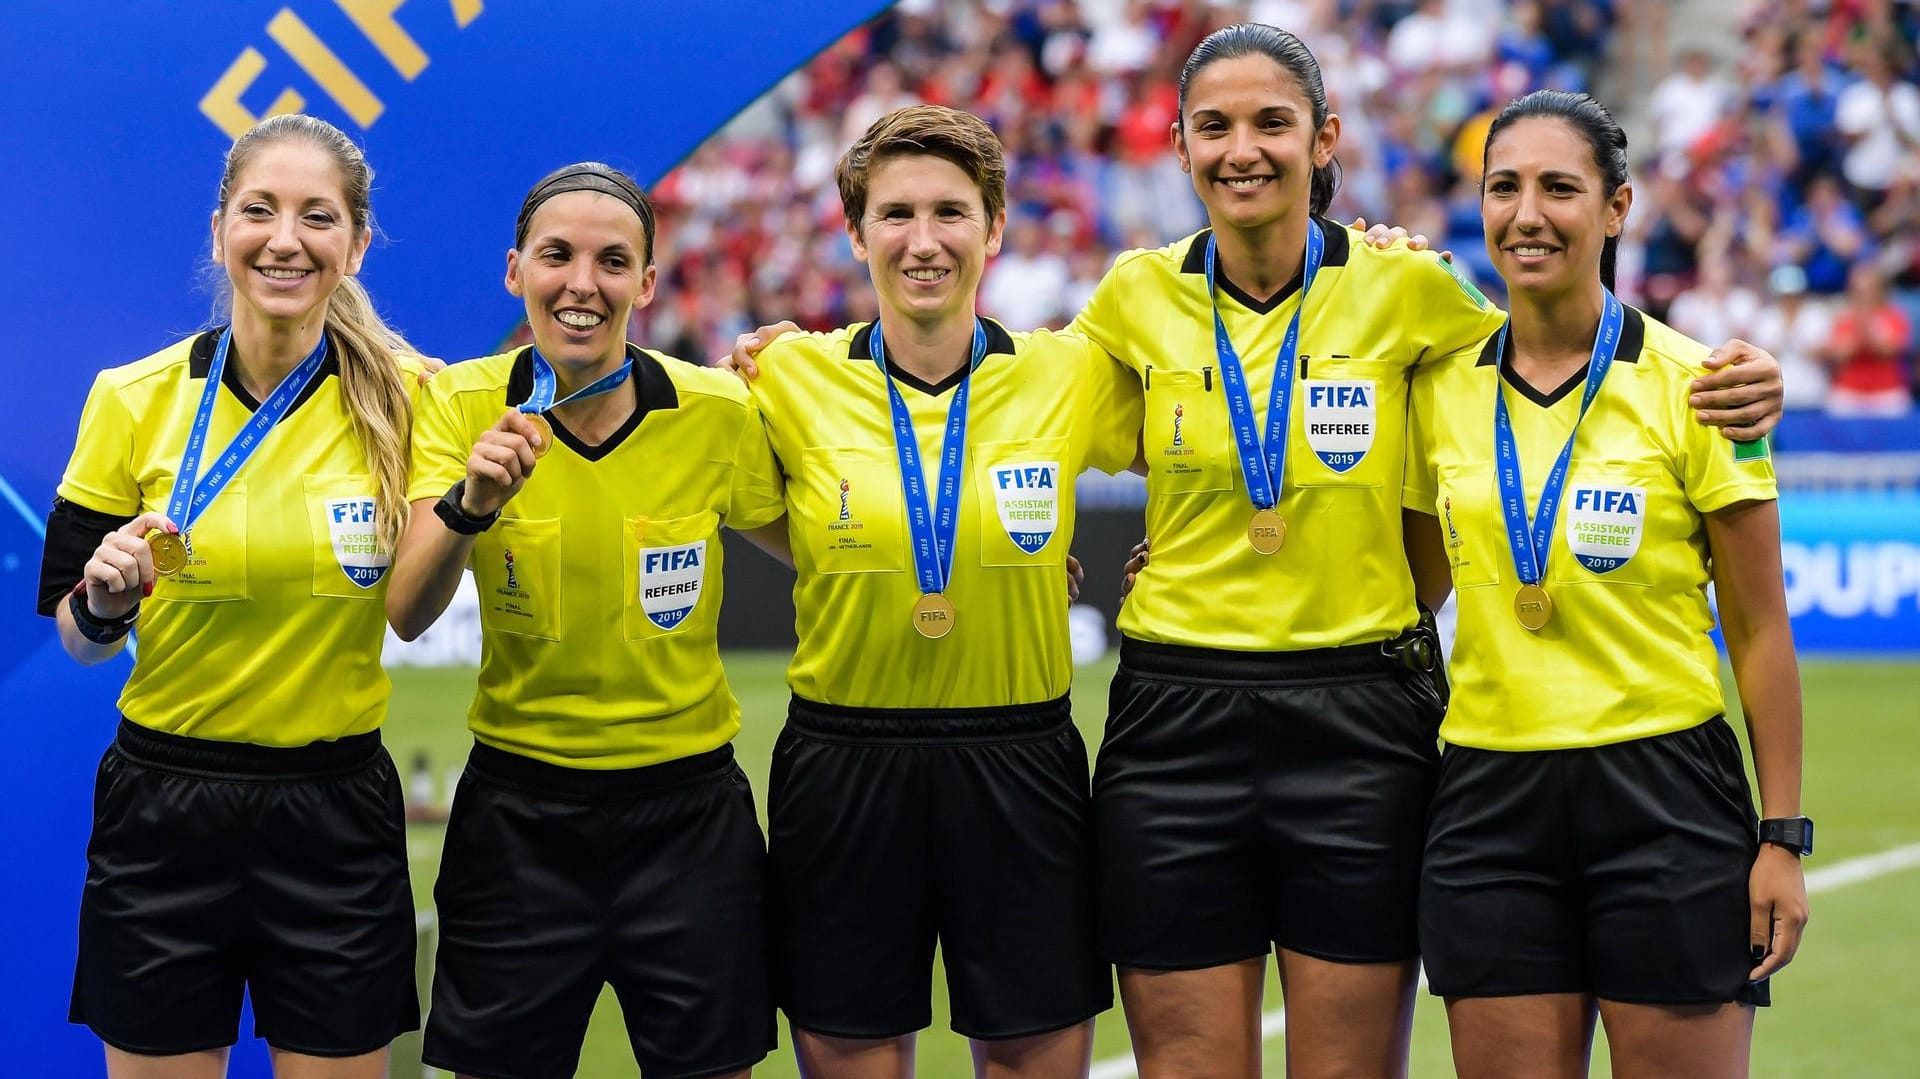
[973,437,1069,567]
[150,479,249,604]
[623,511,720,642]
[304,475,390,599]
[798,447,908,575]
[1434,464,1504,590]
[1292,357,1399,489]
[1556,460,1672,588]
[1143,367,1235,495]
[471,516,561,642]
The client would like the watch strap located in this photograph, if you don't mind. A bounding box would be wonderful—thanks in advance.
[1758,816,1814,857]
[68,585,139,645]
[434,480,499,535]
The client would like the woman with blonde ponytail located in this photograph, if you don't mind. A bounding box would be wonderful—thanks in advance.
[37,113,423,1078]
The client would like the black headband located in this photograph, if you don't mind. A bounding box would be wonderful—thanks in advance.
[513,165,655,261]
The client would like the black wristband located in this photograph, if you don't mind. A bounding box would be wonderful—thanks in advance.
[68,587,139,645]
[434,480,499,535]
[1758,816,1814,857]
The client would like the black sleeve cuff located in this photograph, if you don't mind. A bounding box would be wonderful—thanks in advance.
[38,498,135,617]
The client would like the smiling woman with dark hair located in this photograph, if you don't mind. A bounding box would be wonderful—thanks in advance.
[386,161,787,1079]
[1406,89,1808,1079]
[1072,24,1792,1079]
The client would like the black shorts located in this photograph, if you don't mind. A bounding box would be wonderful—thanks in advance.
[423,741,774,1079]
[1420,717,1769,1006]
[768,695,1110,1041]
[1093,636,1444,969]
[71,719,418,1057]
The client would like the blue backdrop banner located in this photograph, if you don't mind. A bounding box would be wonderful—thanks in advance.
[0,2,884,1071]
[1779,492,1920,654]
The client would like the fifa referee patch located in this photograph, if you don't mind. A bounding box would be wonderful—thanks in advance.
[1733,435,1771,463]
[640,540,706,630]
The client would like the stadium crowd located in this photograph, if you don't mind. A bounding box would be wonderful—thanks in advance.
[518,0,1920,418]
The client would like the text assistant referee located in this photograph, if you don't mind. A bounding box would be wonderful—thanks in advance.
[38,116,423,1069]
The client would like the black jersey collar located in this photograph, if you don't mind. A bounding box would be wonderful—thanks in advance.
[1180,215,1353,315]
[850,317,1017,396]
[1476,304,1645,408]
[188,326,340,414]
[505,343,679,462]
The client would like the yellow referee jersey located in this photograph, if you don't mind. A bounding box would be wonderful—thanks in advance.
[749,319,1140,708]
[408,346,786,768]
[1406,307,1779,751]
[58,329,422,745]
[1069,220,1507,650]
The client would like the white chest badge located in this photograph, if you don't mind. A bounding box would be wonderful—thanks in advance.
[325,497,390,589]
[990,461,1060,555]
[1302,380,1375,473]
[639,540,706,630]
[1565,485,1645,574]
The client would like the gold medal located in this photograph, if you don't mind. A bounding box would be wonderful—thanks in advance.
[1248,508,1286,555]
[1514,583,1553,632]
[525,413,553,459]
[912,593,955,638]
[147,529,187,577]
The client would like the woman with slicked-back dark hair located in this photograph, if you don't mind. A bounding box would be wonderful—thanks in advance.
[1405,88,1807,1079]
[1072,25,1790,1079]
[388,161,787,1079]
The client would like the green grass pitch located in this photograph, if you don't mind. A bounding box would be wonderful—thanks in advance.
[385,656,1920,1078]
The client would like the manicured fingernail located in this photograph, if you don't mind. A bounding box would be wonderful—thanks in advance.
[1750,944,1766,962]
[142,581,154,598]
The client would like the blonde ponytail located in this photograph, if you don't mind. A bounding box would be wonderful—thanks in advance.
[326,278,416,552]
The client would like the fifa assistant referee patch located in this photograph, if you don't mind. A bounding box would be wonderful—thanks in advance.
[325,496,391,588]
[639,540,706,630]
[989,461,1059,554]
[1565,485,1645,574]
[1734,435,1771,463]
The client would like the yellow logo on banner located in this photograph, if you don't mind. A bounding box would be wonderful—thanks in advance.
[201,0,485,139]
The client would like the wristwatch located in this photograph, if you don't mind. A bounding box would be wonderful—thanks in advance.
[68,584,139,645]
[1758,816,1815,857]
[434,480,499,535]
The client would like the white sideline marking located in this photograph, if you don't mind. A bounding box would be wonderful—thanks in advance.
[1085,841,1920,1078]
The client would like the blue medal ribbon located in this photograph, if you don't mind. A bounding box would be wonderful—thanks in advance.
[520,346,634,417]
[870,319,988,597]
[1493,289,1626,586]
[167,327,330,536]
[1205,221,1323,511]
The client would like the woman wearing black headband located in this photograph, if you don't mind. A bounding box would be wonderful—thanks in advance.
[387,162,788,1079]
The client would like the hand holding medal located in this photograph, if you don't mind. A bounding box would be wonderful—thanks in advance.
[512,345,634,463]
[161,327,331,579]
[81,511,180,619]
[464,409,547,517]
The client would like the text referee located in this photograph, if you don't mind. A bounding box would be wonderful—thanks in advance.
[1070,24,1788,1076]
[385,163,787,1079]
